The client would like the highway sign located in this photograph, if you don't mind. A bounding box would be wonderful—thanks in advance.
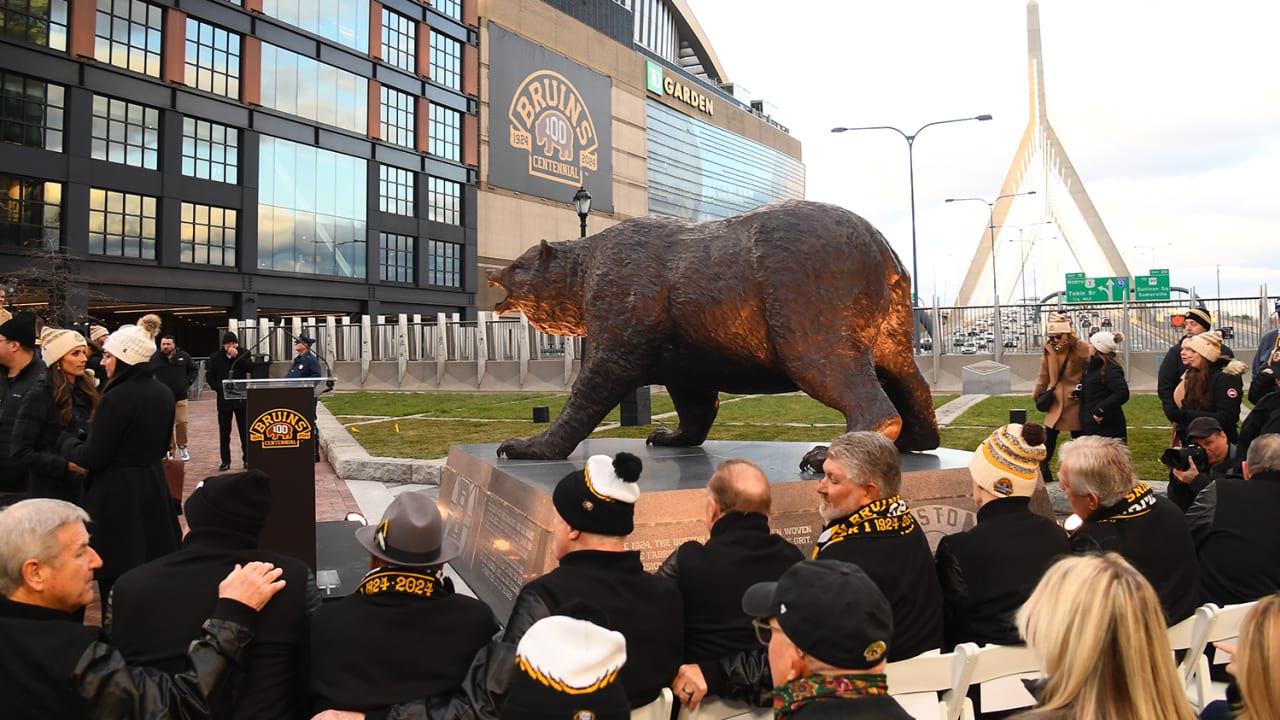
[1065,273,1129,303]
[1134,269,1171,301]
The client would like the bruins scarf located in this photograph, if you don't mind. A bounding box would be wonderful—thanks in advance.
[813,495,916,559]
[1094,482,1157,523]
[356,568,445,599]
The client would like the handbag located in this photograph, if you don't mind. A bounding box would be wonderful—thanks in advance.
[162,457,185,513]
[1036,354,1072,413]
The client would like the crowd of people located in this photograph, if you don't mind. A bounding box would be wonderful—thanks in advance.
[1,305,1279,719]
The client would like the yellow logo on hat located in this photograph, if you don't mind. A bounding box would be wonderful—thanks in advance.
[864,640,887,663]
[248,408,313,448]
[994,479,1014,496]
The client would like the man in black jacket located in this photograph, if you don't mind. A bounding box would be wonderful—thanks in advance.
[152,335,198,462]
[1168,416,1240,512]
[0,497,285,719]
[1188,433,1280,605]
[813,431,943,660]
[0,312,44,504]
[1059,435,1198,624]
[309,489,497,715]
[936,422,1069,650]
[108,470,315,720]
[659,459,803,709]
[743,560,912,719]
[206,331,255,471]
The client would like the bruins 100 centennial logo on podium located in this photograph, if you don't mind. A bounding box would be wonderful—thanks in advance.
[248,408,313,449]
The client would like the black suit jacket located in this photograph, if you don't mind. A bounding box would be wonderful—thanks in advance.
[107,526,313,720]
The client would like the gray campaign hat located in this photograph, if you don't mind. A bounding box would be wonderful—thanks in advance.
[355,490,459,567]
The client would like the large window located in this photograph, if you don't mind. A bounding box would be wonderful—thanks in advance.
[258,135,366,278]
[378,164,414,216]
[426,240,461,288]
[182,117,238,183]
[380,8,414,73]
[180,202,236,266]
[434,0,462,22]
[0,175,60,248]
[379,231,413,283]
[429,31,461,91]
[261,0,368,53]
[1,0,68,50]
[428,103,460,162]
[91,94,159,169]
[380,86,414,148]
[94,0,162,78]
[426,176,460,226]
[185,18,240,98]
[260,43,367,133]
[88,188,157,260]
[0,73,64,152]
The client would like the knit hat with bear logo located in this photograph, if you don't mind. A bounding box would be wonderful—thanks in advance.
[1186,331,1224,363]
[39,327,88,367]
[552,452,642,536]
[969,422,1048,498]
[503,607,629,720]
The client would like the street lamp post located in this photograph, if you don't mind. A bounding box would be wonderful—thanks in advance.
[831,114,992,352]
[1000,220,1053,304]
[945,191,1037,361]
[573,186,592,238]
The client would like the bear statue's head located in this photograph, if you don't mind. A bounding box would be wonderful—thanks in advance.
[487,239,587,336]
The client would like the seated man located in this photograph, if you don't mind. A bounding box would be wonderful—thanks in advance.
[1059,436,1199,623]
[936,422,1069,649]
[108,471,315,720]
[1168,416,1240,512]
[309,490,498,714]
[1189,433,1280,605]
[813,431,943,659]
[742,560,911,719]
[501,608,629,720]
[659,459,803,707]
[0,498,284,719]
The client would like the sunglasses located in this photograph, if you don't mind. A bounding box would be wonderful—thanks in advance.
[752,618,777,645]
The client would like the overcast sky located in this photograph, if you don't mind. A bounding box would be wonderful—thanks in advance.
[684,0,1280,305]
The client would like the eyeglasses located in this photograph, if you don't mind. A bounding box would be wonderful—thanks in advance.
[751,618,776,646]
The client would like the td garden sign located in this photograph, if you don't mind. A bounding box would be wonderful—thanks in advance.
[645,61,715,116]
[489,25,614,212]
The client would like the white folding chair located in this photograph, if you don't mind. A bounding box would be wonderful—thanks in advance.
[1188,600,1257,711]
[886,646,975,720]
[964,643,1043,718]
[1167,603,1216,697]
[676,696,770,720]
[632,687,674,720]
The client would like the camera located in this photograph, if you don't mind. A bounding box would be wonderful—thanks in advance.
[1070,384,1082,400]
[1161,444,1209,473]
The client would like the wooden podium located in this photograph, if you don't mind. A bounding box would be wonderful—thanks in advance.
[224,377,332,570]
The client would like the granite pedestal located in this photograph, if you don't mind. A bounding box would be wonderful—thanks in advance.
[439,439,1053,619]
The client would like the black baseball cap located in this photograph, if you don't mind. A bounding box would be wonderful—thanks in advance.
[742,560,892,670]
[1185,416,1224,439]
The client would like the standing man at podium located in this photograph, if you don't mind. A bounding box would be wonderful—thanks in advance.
[286,336,322,462]
[207,332,255,472]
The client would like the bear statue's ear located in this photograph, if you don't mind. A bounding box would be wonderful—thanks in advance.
[539,239,554,259]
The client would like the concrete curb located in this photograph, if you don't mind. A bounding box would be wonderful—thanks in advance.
[317,402,445,485]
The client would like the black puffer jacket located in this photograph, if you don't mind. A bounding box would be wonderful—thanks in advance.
[0,594,258,719]
[0,356,45,493]
[1171,359,1246,445]
[11,373,94,502]
[1077,355,1129,441]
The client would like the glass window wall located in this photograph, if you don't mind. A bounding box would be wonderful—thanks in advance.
[258,135,366,278]
[261,0,368,53]
[185,18,241,98]
[379,85,414,148]
[425,239,460,288]
[94,0,162,78]
[91,94,159,169]
[180,201,236,266]
[0,175,60,248]
[1,0,68,50]
[378,164,414,216]
[428,103,459,162]
[380,8,414,73]
[429,30,460,91]
[181,117,238,183]
[260,42,367,133]
[426,176,460,226]
[0,72,64,152]
[434,0,461,22]
[88,187,157,259]
[378,231,413,283]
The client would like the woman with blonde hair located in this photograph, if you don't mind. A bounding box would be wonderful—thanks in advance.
[1014,553,1195,720]
[1201,592,1280,720]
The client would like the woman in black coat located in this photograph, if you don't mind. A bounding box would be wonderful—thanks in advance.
[60,323,180,597]
[1078,331,1130,442]
[11,327,99,502]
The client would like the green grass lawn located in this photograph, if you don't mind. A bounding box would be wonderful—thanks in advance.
[326,391,1176,481]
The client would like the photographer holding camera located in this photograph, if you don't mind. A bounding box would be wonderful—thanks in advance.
[1166,417,1240,512]
[1032,312,1090,482]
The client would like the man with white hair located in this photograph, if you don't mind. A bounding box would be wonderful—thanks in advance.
[813,431,942,660]
[1059,436,1198,623]
[0,498,286,718]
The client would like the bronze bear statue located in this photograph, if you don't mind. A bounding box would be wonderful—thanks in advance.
[487,199,940,460]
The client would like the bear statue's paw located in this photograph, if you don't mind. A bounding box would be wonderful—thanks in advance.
[496,437,566,460]
[646,427,701,447]
[799,445,828,474]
